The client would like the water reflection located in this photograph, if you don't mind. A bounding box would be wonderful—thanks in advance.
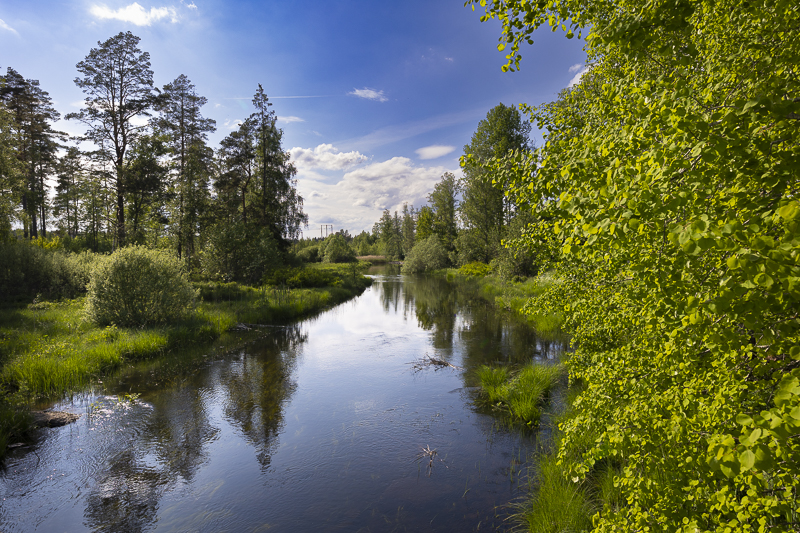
[376,269,566,377]
[78,324,306,533]
[1,272,565,533]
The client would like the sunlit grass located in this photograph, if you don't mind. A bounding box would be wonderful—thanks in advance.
[519,454,596,533]
[476,362,563,426]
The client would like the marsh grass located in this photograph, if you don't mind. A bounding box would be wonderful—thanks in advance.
[476,362,563,426]
[519,454,596,533]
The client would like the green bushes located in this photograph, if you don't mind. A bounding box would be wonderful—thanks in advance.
[322,234,356,263]
[0,242,97,304]
[458,261,492,277]
[476,362,563,426]
[85,246,196,327]
[295,245,321,263]
[401,236,448,274]
[199,222,282,283]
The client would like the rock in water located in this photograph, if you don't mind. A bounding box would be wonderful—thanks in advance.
[32,411,80,428]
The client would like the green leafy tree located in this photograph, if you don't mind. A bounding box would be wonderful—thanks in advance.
[428,172,459,251]
[415,206,435,243]
[67,31,154,247]
[401,203,416,256]
[470,0,800,530]
[459,103,530,262]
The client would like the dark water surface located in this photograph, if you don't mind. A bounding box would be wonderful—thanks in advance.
[0,267,565,532]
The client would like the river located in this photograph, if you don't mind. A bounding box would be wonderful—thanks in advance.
[0,266,566,532]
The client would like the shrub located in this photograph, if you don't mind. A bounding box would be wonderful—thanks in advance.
[85,246,196,327]
[295,245,321,263]
[0,242,98,303]
[322,234,356,263]
[401,236,449,274]
[458,261,492,277]
[199,222,282,283]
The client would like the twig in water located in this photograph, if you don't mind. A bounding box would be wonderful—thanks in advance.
[408,355,461,373]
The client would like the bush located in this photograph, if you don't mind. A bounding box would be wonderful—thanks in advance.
[401,236,448,274]
[295,245,321,263]
[85,246,196,327]
[0,242,97,304]
[458,261,492,277]
[322,234,356,263]
[199,222,282,283]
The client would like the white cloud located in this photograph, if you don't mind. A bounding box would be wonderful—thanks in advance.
[277,115,304,124]
[295,157,460,232]
[349,88,388,102]
[223,118,243,130]
[90,3,178,26]
[185,1,197,8]
[415,145,455,160]
[290,144,367,171]
[568,66,588,88]
[0,18,18,35]
[568,63,583,73]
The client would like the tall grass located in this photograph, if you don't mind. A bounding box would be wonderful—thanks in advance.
[519,454,596,533]
[475,362,563,426]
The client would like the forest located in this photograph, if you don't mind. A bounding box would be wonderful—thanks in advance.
[1,0,799,530]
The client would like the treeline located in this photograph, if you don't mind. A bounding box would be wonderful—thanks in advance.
[0,31,306,287]
[293,103,540,278]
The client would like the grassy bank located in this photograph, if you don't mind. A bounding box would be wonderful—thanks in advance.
[0,262,372,456]
[445,268,564,337]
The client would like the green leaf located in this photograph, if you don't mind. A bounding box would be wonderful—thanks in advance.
[738,449,756,471]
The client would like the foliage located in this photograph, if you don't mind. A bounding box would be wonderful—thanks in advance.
[85,245,196,327]
[458,261,492,277]
[199,221,282,283]
[469,0,800,529]
[295,244,321,263]
[459,103,530,263]
[322,234,356,263]
[401,236,449,274]
[0,242,96,303]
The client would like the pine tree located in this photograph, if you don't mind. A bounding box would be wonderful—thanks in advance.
[67,31,155,247]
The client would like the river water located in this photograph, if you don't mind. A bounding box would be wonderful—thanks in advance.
[0,267,565,532]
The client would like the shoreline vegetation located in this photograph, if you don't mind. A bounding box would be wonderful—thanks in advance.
[0,256,372,458]
[443,265,623,529]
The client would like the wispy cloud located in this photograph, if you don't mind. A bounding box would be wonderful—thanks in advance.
[223,118,243,130]
[291,144,367,171]
[90,3,178,26]
[568,64,588,87]
[0,18,18,35]
[415,145,455,160]
[349,88,388,102]
[277,116,304,124]
[184,1,197,8]
[337,108,483,152]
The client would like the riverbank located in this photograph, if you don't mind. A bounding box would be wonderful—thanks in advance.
[0,262,372,458]
[443,268,565,337]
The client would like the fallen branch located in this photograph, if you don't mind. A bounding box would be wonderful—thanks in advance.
[408,355,462,372]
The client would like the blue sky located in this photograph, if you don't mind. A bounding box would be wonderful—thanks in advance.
[0,0,586,234]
